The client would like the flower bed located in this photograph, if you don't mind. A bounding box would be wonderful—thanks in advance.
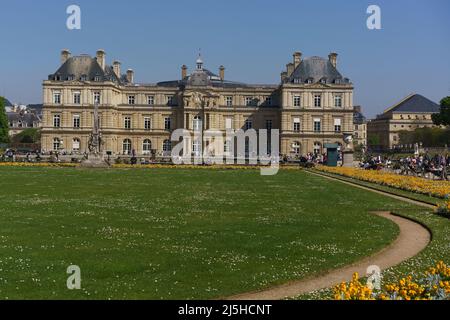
[316,166,450,199]
[334,261,450,300]
[0,162,78,168]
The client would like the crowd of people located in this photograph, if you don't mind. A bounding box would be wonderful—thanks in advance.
[360,153,450,180]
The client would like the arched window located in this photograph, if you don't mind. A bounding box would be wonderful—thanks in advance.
[123,139,132,155]
[192,116,202,131]
[292,141,301,155]
[72,138,80,152]
[53,138,61,151]
[163,139,171,152]
[142,139,152,155]
[313,142,322,155]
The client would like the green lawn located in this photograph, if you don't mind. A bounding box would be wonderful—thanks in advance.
[0,166,427,299]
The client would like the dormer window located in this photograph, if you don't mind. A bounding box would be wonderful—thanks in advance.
[80,75,87,81]
[293,78,300,84]
[306,78,313,84]
[67,75,75,81]
[94,75,101,82]
[320,78,327,84]
[55,75,61,81]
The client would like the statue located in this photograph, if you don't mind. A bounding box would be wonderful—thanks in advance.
[343,134,354,151]
[191,92,203,108]
[81,102,109,167]
[342,133,354,167]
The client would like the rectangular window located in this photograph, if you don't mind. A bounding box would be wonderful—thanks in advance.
[226,96,233,107]
[147,95,154,105]
[53,114,61,128]
[73,115,80,128]
[224,140,231,153]
[225,117,233,129]
[93,92,101,104]
[128,95,135,105]
[265,96,272,106]
[164,117,171,130]
[245,119,252,130]
[53,92,61,104]
[334,118,342,133]
[144,117,151,130]
[245,97,253,106]
[266,119,273,130]
[293,118,300,132]
[167,96,174,106]
[293,95,301,107]
[334,95,342,108]
[314,118,321,132]
[73,92,81,104]
[314,94,321,107]
[124,116,131,129]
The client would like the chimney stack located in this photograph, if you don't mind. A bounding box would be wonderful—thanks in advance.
[126,69,134,83]
[293,52,302,68]
[61,49,71,65]
[113,61,121,78]
[96,49,106,70]
[181,65,187,79]
[219,65,225,81]
[286,63,294,76]
[328,52,338,68]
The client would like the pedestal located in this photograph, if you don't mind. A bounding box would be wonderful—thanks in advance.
[342,151,354,167]
[80,154,109,168]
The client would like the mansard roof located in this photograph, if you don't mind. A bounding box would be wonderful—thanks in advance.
[286,56,350,84]
[48,55,124,84]
[383,94,440,114]
[157,68,249,88]
[7,112,41,124]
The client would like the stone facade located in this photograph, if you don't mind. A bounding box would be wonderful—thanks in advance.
[353,106,367,148]
[41,49,354,157]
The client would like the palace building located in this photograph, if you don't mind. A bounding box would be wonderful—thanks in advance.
[41,49,354,157]
[367,94,440,150]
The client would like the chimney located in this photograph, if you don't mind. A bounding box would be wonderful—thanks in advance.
[286,63,294,76]
[126,69,134,83]
[328,52,338,68]
[96,49,106,70]
[293,52,302,68]
[61,49,71,64]
[181,65,187,79]
[113,61,121,78]
[219,65,225,81]
[281,71,287,82]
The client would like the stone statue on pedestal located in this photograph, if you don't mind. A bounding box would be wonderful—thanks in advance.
[342,133,354,167]
[81,102,109,167]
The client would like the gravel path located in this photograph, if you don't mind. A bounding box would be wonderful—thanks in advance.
[226,172,432,300]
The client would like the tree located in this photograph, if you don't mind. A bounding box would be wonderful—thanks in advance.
[432,96,450,127]
[11,128,41,144]
[0,96,10,143]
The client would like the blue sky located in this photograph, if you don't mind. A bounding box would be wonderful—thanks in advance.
[0,0,449,118]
